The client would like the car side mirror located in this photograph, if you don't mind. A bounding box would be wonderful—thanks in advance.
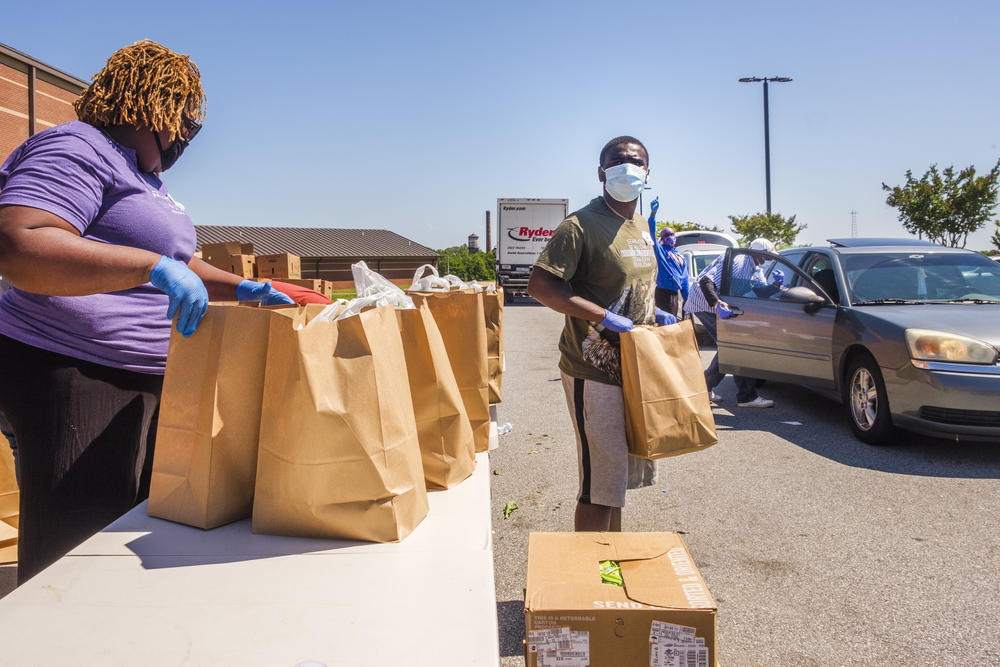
[780,285,826,313]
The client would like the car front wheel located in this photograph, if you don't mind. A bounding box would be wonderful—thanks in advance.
[844,355,895,445]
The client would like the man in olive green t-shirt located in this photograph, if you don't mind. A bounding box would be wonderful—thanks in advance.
[528,136,677,532]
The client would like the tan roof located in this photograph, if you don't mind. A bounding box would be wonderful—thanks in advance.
[195,226,438,259]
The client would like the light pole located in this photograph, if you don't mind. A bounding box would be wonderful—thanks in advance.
[739,76,792,213]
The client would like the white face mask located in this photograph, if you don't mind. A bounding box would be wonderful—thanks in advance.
[602,163,648,202]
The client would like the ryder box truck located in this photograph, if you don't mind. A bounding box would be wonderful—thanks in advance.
[495,198,568,303]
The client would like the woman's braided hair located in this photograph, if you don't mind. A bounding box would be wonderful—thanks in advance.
[74,40,205,141]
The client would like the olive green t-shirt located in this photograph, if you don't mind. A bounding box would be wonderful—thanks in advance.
[533,197,657,385]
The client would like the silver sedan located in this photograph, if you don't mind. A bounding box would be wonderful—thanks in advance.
[715,239,1000,444]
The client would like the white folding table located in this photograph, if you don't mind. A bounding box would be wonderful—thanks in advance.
[0,451,500,667]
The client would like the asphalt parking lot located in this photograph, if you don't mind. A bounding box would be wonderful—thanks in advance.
[490,301,1000,666]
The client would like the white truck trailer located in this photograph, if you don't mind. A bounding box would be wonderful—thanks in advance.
[495,198,568,303]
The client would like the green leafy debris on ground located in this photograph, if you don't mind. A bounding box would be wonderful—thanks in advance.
[528,450,538,455]
[493,470,501,476]
[503,501,519,519]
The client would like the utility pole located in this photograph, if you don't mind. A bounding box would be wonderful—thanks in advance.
[851,210,858,238]
[739,76,792,213]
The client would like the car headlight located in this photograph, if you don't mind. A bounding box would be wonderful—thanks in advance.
[905,329,999,365]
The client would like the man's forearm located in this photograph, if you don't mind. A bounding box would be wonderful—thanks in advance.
[528,269,605,324]
[699,275,720,307]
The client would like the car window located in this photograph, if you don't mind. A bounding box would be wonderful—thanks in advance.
[691,252,722,276]
[802,253,841,304]
[723,252,800,301]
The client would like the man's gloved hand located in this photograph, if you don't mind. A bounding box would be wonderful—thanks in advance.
[237,280,295,306]
[599,310,634,333]
[771,269,785,286]
[654,307,677,326]
[149,256,209,337]
[716,302,734,319]
[650,197,659,216]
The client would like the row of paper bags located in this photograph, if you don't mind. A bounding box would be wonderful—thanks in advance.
[147,281,503,543]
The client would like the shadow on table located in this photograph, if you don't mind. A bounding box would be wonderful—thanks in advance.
[496,599,525,657]
[710,378,1000,480]
[95,502,427,569]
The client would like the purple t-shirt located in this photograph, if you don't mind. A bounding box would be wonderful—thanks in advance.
[0,121,196,374]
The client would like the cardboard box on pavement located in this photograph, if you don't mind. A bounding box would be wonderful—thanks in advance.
[525,532,716,667]
[257,253,301,279]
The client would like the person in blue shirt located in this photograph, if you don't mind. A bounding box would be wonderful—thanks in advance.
[647,197,689,317]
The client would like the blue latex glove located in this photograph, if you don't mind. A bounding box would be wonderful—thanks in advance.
[716,302,734,319]
[599,310,634,333]
[654,307,677,326]
[149,256,209,337]
[237,280,295,306]
[772,269,785,286]
[650,197,659,216]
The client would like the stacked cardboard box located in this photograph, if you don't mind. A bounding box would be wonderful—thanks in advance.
[525,532,717,667]
[202,242,255,279]
[257,253,301,279]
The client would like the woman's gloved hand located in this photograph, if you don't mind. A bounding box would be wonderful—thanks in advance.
[650,197,659,216]
[599,310,634,333]
[771,269,785,286]
[149,256,209,337]
[237,280,295,306]
[716,301,734,319]
[654,307,677,326]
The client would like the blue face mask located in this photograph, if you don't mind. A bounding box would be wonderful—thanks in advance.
[661,234,676,248]
[603,163,647,202]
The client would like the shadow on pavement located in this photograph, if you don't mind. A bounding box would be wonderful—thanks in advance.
[716,378,1000,479]
[496,599,525,657]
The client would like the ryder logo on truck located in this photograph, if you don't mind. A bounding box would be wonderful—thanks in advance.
[508,227,555,242]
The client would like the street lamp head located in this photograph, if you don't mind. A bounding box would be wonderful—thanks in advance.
[770,77,793,82]
[738,77,762,82]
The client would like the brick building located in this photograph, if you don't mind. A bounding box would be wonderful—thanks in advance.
[0,42,88,163]
[196,226,439,287]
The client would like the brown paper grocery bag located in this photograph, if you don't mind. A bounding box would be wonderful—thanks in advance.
[483,287,504,404]
[0,429,18,561]
[396,303,476,490]
[620,320,718,460]
[148,305,272,529]
[252,304,429,542]
[409,291,491,452]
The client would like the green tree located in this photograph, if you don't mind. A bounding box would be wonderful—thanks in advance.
[882,160,1000,248]
[727,212,806,248]
[435,246,496,282]
[655,220,726,234]
[992,222,1000,252]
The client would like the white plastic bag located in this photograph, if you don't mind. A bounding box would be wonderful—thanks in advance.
[310,262,414,324]
[411,264,450,292]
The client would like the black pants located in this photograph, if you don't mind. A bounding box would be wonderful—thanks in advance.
[654,287,680,318]
[0,334,162,584]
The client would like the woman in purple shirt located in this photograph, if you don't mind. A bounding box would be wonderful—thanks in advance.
[0,40,290,583]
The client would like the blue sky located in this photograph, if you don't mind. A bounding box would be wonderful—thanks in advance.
[5,0,1000,250]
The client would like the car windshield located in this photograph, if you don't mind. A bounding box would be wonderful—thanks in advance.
[842,252,1000,303]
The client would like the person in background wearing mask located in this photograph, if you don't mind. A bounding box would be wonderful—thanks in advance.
[646,197,689,318]
[683,237,782,408]
[528,135,677,532]
[0,40,292,584]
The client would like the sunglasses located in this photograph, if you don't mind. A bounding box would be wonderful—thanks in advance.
[181,116,202,142]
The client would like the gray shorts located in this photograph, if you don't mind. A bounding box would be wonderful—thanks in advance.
[561,371,657,508]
